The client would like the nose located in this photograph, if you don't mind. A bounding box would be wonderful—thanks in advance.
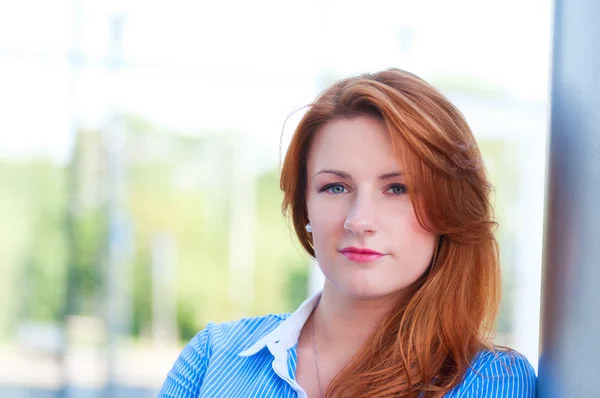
[343,195,378,235]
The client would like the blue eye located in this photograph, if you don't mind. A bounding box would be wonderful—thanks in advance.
[388,184,407,195]
[321,183,347,194]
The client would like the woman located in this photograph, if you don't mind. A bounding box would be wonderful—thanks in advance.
[158,69,537,397]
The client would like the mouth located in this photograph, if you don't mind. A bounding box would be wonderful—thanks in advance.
[339,247,385,263]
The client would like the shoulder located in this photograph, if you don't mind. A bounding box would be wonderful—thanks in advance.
[202,312,290,354]
[178,312,289,352]
[449,349,537,397]
[158,313,289,397]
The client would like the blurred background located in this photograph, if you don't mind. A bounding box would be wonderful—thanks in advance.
[0,0,552,396]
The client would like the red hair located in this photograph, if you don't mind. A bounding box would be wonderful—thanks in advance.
[280,69,501,397]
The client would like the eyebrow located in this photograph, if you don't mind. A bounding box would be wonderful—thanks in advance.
[311,169,404,181]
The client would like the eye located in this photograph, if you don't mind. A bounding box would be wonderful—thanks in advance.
[387,184,407,195]
[321,183,348,194]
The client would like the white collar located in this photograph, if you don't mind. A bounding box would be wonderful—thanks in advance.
[238,291,321,357]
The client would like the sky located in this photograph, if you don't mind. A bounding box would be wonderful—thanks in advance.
[0,0,553,164]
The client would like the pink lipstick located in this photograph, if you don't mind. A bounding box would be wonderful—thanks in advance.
[339,247,385,263]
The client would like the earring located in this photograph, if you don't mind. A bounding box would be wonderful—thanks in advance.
[305,223,312,233]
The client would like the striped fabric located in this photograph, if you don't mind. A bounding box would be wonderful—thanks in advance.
[158,294,537,397]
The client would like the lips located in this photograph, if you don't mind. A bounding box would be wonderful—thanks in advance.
[339,247,385,263]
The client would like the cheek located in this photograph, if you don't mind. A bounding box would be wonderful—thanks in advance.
[306,197,348,254]
[394,206,436,255]
[408,211,437,255]
[307,195,347,229]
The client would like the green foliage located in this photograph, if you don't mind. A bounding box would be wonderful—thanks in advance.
[0,158,67,338]
[64,130,107,317]
[254,169,309,317]
[122,115,307,341]
[124,117,233,340]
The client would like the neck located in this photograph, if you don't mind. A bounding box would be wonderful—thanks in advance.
[312,281,401,360]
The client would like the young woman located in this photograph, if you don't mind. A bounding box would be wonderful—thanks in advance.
[158,68,537,397]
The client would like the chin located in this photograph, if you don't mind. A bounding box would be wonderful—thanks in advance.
[338,281,398,300]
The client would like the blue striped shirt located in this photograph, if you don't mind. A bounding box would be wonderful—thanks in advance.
[159,293,537,397]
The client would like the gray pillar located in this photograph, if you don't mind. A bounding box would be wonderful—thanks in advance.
[539,0,600,396]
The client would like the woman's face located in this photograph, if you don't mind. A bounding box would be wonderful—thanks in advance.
[306,115,436,299]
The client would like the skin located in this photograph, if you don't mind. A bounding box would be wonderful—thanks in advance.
[295,115,437,397]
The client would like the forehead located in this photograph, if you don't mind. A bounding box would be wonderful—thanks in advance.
[307,115,401,175]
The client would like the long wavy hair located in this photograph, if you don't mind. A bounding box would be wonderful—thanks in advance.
[280,68,502,397]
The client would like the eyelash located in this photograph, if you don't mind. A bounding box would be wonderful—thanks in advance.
[319,183,408,195]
